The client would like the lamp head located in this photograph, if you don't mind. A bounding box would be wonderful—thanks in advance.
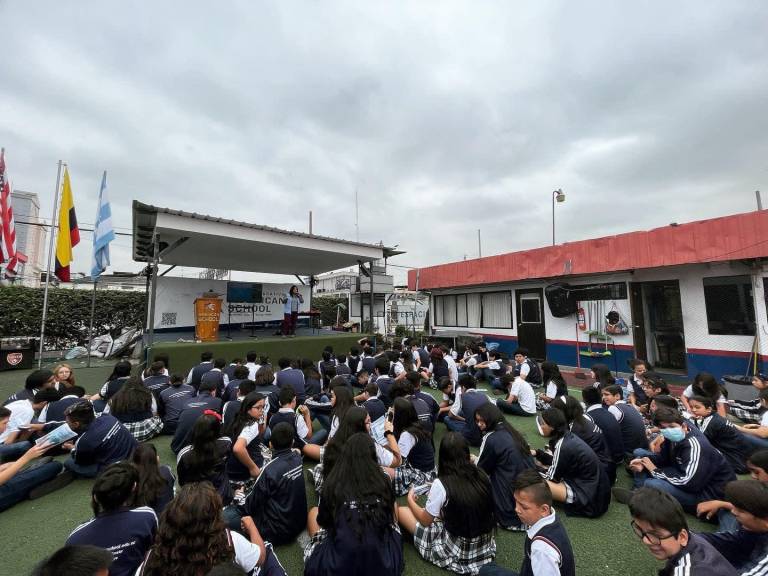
[554,189,565,203]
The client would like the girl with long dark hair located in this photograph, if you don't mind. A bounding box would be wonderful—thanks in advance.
[682,371,728,417]
[398,432,496,574]
[138,482,286,576]
[556,395,615,483]
[108,377,163,442]
[304,433,403,576]
[536,361,568,410]
[177,413,233,504]
[589,363,615,391]
[131,444,175,515]
[328,386,355,439]
[474,402,535,530]
[534,408,611,518]
[386,397,435,495]
[224,392,267,491]
[302,358,323,396]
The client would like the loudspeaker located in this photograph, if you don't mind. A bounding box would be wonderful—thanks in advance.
[545,283,578,318]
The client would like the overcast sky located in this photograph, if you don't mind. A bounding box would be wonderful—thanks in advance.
[2,1,767,285]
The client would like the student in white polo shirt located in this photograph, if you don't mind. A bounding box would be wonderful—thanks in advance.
[496,375,537,417]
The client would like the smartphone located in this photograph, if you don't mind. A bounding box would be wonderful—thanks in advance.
[412,483,432,496]
[386,409,394,423]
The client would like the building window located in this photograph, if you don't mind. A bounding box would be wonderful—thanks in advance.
[703,275,755,336]
[520,294,542,324]
[456,295,468,327]
[481,292,513,329]
[443,295,458,326]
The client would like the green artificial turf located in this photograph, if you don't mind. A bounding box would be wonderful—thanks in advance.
[0,359,716,575]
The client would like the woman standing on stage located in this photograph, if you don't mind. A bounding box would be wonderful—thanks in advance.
[282,285,304,337]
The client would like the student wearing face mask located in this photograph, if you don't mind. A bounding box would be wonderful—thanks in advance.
[613,407,736,512]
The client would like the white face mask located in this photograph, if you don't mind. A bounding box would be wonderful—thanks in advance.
[536,415,547,437]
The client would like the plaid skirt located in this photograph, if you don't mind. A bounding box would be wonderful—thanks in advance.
[414,519,496,575]
[312,463,325,495]
[123,417,163,443]
[393,463,436,496]
[303,524,403,563]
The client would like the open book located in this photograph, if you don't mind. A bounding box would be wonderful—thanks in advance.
[35,423,77,447]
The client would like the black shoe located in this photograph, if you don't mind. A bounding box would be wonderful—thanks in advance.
[612,487,634,505]
[28,470,75,500]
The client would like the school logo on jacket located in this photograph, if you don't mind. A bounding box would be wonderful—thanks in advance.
[6,352,22,366]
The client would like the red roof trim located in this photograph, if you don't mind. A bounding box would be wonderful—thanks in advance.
[409,210,768,290]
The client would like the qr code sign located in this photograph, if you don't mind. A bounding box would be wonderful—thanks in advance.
[161,312,177,326]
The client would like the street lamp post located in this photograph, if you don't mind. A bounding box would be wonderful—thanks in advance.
[552,188,565,245]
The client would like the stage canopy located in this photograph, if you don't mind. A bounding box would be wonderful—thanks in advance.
[132,201,401,275]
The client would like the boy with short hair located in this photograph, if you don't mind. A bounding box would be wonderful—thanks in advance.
[360,382,386,423]
[513,348,542,387]
[4,369,56,406]
[628,487,736,575]
[479,469,575,576]
[626,358,650,409]
[601,384,649,455]
[496,374,537,417]
[444,374,489,446]
[158,374,195,435]
[268,387,327,447]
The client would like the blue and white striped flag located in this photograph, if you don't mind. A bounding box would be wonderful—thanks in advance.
[90,171,115,279]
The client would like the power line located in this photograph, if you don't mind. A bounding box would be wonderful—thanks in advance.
[14,219,133,237]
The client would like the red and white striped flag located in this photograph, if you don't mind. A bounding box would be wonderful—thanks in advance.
[0,149,25,277]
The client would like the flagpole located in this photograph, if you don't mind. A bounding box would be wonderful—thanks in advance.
[38,160,63,368]
[86,280,97,368]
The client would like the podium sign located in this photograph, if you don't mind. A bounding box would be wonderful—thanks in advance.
[194,297,222,342]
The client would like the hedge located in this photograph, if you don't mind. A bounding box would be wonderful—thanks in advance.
[0,286,146,350]
[311,295,349,327]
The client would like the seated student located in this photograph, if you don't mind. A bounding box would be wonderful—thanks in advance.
[474,350,505,387]
[224,392,267,491]
[302,359,324,397]
[268,386,328,448]
[360,382,387,423]
[407,371,439,425]
[325,384,355,439]
[177,412,233,504]
[38,385,86,425]
[4,369,56,406]
[389,377,434,433]
[458,343,482,376]
[335,354,352,378]
[138,482,284,576]
[223,357,243,381]
[318,351,338,389]
[222,365,250,404]
[479,469,576,576]
[601,384,649,456]
[729,373,768,424]
[62,401,137,478]
[1,389,60,458]
[385,397,436,496]
[628,487,737,576]
[275,357,307,404]
[557,395,615,484]
[512,348,542,388]
[32,545,114,576]
[534,408,611,519]
[636,372,671,414]
[626,358,651,409]
[244,351,260,381]
[186,351,215,389]
[0,408,69,512]
[52,363,75,390]
[699,480,768,574]
[436,376,456,423]
[239,422,308,545]
[736,389,768,451]
[223,379,256,429]
[170,380,222,454]
[475,402,536,531]
[157,373,195,435]
[536,361,568,411]
[497,374,537,417]
[617,407,736,512]
[305,432,403,576]
[373,357,396,408]
[90,360,133,409]
[698,449,768,533]
[398,431,496,574]
[200,357,229,398]
[582,387,625,479]
[347,347,361,374]
[354,368,371,390]
[142,353,170,380]
[131,444,175,516]
[445,373,491,447]
[66,462,158,576]
[252,366,280,418]
[141,361,171,397]
[681,372,728,417]
[589,363,615,391]
[107,378,163,442]
[689,394,753,474]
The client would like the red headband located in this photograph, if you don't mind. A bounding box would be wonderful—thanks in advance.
[203,409,222,422]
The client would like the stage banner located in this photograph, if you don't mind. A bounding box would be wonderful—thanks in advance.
[154,277,311,330]
[194,296,222,341]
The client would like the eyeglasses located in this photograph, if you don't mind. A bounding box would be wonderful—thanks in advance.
[631,521,678,545]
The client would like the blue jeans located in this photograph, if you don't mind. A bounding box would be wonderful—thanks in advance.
[0,461,63,511]
[476,368,495,383]
[496,399,535,417]
[479,563,518,576]
[64,457,100,478]
[491,378,507,392]
[741,433,768,451]
[718,509,741,533]
[444,415,466,434]
[0,441,33,463]
[309,429,328,445]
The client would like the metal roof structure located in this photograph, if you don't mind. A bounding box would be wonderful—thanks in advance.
[409,210,768,290]
[132,201,402,276]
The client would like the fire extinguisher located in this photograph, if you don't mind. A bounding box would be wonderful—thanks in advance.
[577,306,586,331]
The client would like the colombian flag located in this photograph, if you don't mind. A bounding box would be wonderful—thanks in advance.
[54,168,80,282]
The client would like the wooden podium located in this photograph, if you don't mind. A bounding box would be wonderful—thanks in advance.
[194,296,222,342]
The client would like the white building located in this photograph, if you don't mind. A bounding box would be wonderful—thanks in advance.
[9,190,47,287]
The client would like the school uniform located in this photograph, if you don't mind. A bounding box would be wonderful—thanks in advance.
[177,436,233,504]
[659,533,737,576]
[186,360,214,389]
[222,378,247,404]
[66,414,138,478]
[141,374,170,396]
[545,432,611,518]
[497,378,537,417]
[170,394,223,454]
[269,408,308,448]
[110,403,163,443]
[222,399,241,429]
[200,368,227,397]
[243,448,307,545]
[0,399,35,443]
[409,395,435,433]
[275,368,307,404]
[149,465,176,516]
[363,396,387,423]
[700,528,768,574]
[415,389,440,424]
[376,375,395,407]
[585,404,625,468]
[728,397,764,424]
[305,376,323,397]
[570,418,615,484]
[245,362,261,381]
[348,355,361,374]
[694,413,753,474]
[455,389,491,447]
[515,358,542,386]
[98,376,130,402]
[393,430,436,495]
[535,379,568,411]
[478,428,536,529]
[158,384,195,433]
[627,374,649,406]
[253,384,281,418]
[66,506,157,576]
[3,388,36,406]
[223,363,240,381]
[607,401,649,454]
[360,355,377,375]
[226,421,265,484]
